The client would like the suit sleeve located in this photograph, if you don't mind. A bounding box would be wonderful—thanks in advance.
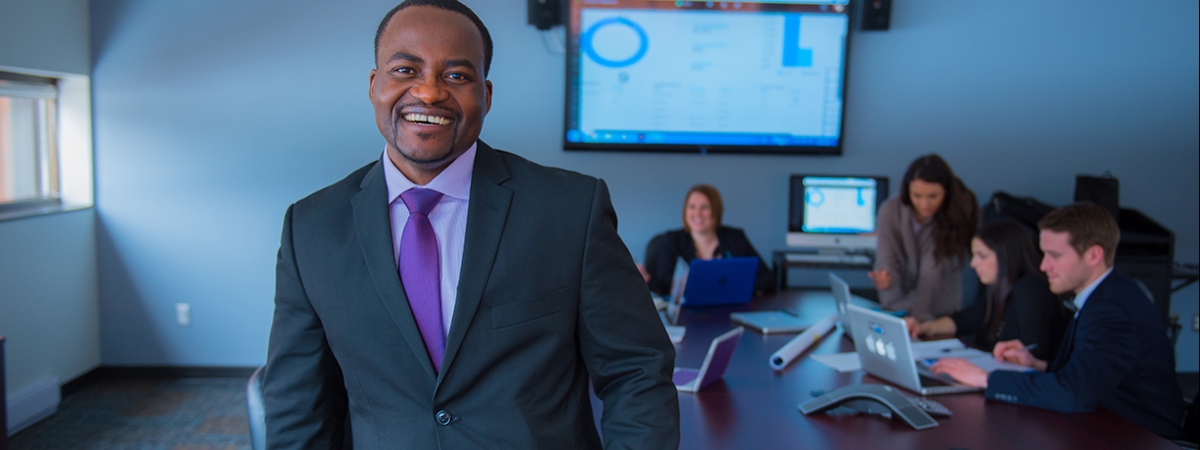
[576,179,680,449]
[985,297,1139,413]
[263,205,348,449]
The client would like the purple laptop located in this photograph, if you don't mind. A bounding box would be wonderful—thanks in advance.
[673,327,744,392]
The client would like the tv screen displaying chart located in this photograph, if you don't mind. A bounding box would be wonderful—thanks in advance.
[564,0,852,155]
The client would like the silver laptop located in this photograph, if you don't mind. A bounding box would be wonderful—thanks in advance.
[845,304,983,396]
[828,272,856,336]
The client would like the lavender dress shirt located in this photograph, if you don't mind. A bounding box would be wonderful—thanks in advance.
[383,143,475,337]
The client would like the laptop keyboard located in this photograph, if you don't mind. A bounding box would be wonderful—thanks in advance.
[915,362,959,387]
[918,373,952,387]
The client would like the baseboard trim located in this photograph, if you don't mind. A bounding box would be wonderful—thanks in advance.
[7,376,60,437]
[60,365,259,399]
[60,367,100,398]
[94,365,258,379]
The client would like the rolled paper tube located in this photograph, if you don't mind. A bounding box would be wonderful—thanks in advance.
[769,314,838,370]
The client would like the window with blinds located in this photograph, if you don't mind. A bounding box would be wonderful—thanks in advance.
[0,73,60,207]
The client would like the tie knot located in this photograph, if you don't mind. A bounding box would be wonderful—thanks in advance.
[401,188,443,216]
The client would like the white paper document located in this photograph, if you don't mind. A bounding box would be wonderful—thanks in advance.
[659,310,686,344]
[811,339,1032,373]
[811,352,862,372]
[665,325,686,344]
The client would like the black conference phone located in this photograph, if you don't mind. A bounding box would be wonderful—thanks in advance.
[799,384,950,430]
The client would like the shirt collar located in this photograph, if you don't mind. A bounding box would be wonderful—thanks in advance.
[1072,268,1113,317]
[383,143,476,204]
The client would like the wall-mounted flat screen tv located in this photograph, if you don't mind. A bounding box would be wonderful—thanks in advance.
[564,0,852,155]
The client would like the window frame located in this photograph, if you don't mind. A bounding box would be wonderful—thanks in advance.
[0,67,93,222]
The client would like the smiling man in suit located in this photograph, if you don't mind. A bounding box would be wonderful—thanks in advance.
[262,1,679,448]
[932,202,1184,440]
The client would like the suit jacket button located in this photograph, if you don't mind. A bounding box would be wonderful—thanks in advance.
[436,410,453,426]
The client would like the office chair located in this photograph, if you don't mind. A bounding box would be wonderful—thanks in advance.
[1185,393,1199,447]
[247,366,266,450]
[246,365,354,449]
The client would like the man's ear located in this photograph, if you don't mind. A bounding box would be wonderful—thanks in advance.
[484,79,493,115]
[369,69,377,99]
[1085,245,1106,268]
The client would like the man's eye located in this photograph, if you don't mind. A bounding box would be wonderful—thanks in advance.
[447,72,469,81]
[393,67,414,74]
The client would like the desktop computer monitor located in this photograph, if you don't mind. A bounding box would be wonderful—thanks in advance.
[787,174,889,251]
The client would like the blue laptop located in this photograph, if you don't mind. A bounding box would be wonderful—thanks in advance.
[680,257,759,306]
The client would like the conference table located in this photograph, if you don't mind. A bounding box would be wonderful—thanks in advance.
[594,290,1177,449]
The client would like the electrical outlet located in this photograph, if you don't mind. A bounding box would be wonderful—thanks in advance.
[176,303,191,327]
[1193,313,1198,333]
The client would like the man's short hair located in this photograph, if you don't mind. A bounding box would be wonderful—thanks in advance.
[1038,202,1120,267]
[374,0,494,77]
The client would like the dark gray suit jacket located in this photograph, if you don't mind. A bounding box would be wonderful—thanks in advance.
[264,142,680,449]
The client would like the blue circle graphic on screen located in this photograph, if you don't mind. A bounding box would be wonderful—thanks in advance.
[806,188,825,207]
[582,17,648,68]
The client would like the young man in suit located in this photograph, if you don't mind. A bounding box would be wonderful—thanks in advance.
[932,202,1185,439]
[262,1,680,448]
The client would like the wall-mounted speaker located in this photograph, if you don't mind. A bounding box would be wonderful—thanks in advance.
[861,0,892,31]
[528,0,562,30]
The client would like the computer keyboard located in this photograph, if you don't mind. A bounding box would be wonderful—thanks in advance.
[784,253,872,265]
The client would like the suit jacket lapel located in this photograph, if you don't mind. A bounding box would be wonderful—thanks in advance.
[438,142,512,384]
[352,161,437,377]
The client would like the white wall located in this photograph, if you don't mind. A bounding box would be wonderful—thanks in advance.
[89,0,1198,369]
[0,0,99,415]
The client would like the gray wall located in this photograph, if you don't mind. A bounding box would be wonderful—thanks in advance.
[90,0,1199,369]
[0,0,99,400]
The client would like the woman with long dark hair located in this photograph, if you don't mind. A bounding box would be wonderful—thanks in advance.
[871,154,980,320]
[905,220,1066,359]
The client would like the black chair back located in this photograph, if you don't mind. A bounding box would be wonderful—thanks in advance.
[1187,392,1199,444]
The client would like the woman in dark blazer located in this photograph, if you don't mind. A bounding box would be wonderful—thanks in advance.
[640,184,774,297]
[905,219,1069,360]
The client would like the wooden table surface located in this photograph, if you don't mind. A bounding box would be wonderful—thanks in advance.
[595,290,1177,450]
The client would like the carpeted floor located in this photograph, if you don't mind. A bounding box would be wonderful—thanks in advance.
[8,378,251,450]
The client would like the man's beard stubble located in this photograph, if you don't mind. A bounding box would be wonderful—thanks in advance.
[390,116,461,167]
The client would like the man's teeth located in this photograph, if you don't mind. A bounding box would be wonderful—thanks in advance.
[404,113,451,125]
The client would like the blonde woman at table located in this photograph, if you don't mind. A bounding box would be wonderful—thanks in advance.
[639,184,774,297]
[904,220,1068,360]
[870,154,979,321]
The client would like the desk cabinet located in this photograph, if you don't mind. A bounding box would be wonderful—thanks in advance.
[772,250,874,290]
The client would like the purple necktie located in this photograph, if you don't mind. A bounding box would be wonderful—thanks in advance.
[399,188,445,372]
